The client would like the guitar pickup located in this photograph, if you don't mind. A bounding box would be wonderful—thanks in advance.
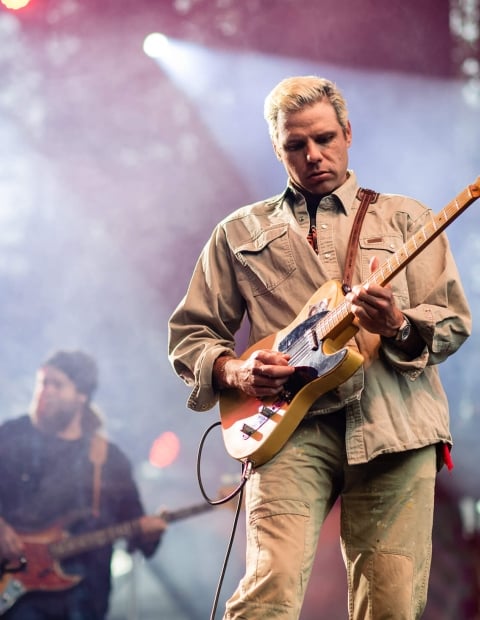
[259,405,276,418]
[241,423,256,437]
[240,406,277,439]
[307,329,319,351]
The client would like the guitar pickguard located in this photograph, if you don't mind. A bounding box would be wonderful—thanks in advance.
[278,310,327,351]
[278,309,349,392]
[0,578,26,615]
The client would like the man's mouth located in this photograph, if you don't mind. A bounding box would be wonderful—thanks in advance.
[37,399,54,414]
[308,169,329,179]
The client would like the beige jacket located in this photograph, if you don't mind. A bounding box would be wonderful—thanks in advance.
[168,172,471,464]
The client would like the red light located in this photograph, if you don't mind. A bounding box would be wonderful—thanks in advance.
[1,0,32,8]
[149,431,180,468]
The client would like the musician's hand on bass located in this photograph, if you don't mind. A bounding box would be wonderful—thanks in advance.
[137,514,168,542]
[213,350,295,398]
[0,518,24,563]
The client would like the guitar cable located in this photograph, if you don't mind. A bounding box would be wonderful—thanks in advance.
[196,420,253,620]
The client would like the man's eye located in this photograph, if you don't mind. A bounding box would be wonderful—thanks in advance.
[285,143,303,151]
[316,134,334,145]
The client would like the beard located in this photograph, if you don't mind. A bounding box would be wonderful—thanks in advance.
[34,405,78,435]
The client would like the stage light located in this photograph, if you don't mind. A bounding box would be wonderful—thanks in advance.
[110,548,133,578]
[1,0,32,9]
[143,32,169,59]
[149,431,180,468]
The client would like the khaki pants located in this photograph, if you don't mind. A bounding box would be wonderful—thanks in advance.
[224,412,436,620]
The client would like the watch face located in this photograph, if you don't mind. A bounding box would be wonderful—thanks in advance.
[395,318,411,341]
[401,325,411,340]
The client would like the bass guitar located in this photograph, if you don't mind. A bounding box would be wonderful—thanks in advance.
[0,500,217,615]
[219,178,480,467]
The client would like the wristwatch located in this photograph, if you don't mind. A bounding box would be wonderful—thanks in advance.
[394,315,411,342]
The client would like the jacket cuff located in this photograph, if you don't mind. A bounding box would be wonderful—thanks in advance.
[187,346,235,412]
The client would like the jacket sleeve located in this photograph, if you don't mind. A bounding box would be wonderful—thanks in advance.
[168,224,246,411]
[381,211,472,376]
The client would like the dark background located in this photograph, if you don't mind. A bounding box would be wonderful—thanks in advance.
[0,0,479,618]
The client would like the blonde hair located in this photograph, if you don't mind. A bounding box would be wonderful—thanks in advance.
[264,76,349,144]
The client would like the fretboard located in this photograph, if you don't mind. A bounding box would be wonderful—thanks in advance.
[49,501,214,560]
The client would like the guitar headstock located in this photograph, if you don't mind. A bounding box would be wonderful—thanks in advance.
[471,176,480,197]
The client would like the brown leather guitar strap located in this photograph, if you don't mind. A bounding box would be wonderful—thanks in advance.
[341,187,379,294]
[89,432,108,518]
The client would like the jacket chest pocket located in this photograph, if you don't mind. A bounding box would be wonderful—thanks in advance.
[359,234,409,305]
[234,225,296,297]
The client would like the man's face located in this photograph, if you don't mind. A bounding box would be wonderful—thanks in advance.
[274,99,352,196]
[30,365,86,434]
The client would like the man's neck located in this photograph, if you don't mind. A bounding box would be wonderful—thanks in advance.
[31,410,84,440]
[57,420,83,440]
[290,183,330,212]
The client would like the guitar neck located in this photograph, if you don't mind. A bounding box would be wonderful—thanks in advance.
[49,502,214,560]
[368,183,478,288]
[49,520,143,559]
[163,502,213,523]
[319,179,480,339]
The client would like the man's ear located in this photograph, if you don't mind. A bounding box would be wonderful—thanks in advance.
[345,120,352,148]
[273,142,282,161]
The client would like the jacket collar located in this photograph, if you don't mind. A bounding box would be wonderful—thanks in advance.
[283,170,360,215]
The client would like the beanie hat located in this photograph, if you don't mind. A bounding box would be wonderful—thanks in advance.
[43,350,98,399]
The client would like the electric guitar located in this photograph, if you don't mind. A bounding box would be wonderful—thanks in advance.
[219,178,480,467]
[0,500,218,615]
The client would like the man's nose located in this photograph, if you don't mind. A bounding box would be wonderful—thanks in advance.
[39,383,54,396]
[305,144,322,163]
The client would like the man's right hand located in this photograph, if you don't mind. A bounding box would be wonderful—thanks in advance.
[0,518,24,563]
[213,350,295,398]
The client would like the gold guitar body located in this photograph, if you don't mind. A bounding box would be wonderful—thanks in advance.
[219,280,363,467]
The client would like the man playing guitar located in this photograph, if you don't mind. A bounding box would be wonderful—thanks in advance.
[0,350,166,619]
[168,76,475,619]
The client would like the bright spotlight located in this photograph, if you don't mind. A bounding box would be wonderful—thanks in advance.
[1,0,32,8]
[143,32,169,59]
